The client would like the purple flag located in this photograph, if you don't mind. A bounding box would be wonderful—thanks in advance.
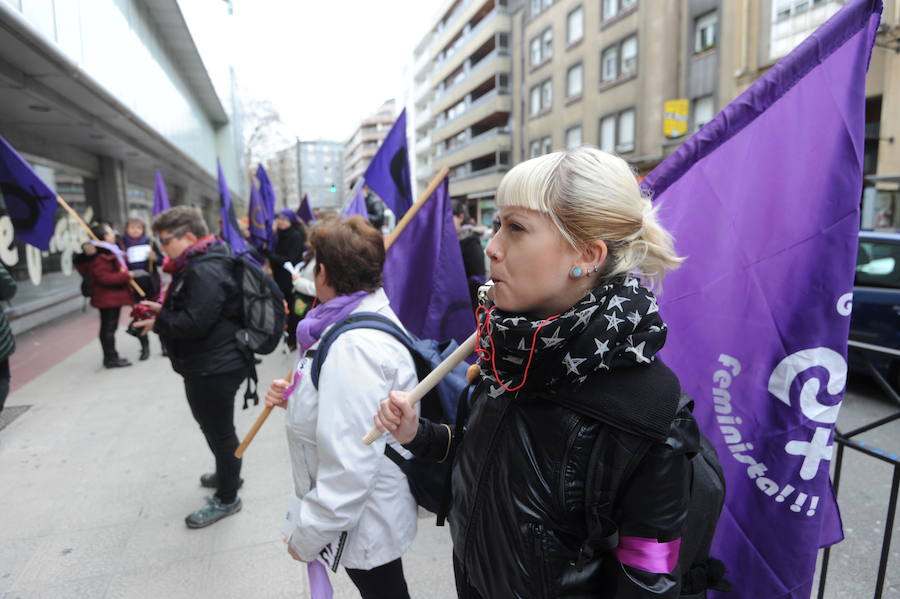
[383,177,474,345]
[342,184,368,219]
[256,164,277,250]
[363,108,413,218]
[153,169,170,217]
[0,136,58,251]
[297,194,315,224]
[247,175,268,251]
[217,160,251,258]
[640,2,881,597]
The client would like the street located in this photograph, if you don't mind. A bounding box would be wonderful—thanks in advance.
[0,313,897,598]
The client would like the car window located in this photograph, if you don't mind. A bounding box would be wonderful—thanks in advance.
[856,240,900,289]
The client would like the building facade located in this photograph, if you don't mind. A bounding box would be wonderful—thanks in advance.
[298,140,344,210]
[412,0,899,231]
[412,0,515,227]
[265,145,301,212]
[0,0,244,332]
[343,99,397,196]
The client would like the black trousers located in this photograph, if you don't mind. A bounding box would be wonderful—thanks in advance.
[345,558,411,599]
[98,307,121,361]
[183,368,246,504]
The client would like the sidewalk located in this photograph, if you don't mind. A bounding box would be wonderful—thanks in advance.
[0,323,454,598]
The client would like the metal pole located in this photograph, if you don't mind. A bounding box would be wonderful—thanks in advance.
[873,466,900,598]
[817,441,846,599]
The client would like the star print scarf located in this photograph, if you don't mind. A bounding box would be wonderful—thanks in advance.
[476,275,667,394]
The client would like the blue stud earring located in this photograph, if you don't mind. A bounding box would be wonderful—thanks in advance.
[571,267,583,277]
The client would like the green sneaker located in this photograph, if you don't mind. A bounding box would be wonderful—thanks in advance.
[185,495,242,529]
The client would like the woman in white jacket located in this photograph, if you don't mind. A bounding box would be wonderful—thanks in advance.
[265,216,418,599]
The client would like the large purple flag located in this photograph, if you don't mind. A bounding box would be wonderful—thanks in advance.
[383,177,473,345]
[297,194,315,224]
[217,160,250,258]
[363,108,413,218]
[343,184,368,219]
[153,169,170,217]
[0,136,58,250]
[247,175,268,251]
[256,164,277,250]
[641,2,881,597]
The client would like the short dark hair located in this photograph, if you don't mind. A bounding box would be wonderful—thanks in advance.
[309,216,384,295]
[152,206,208,238]
[90,224,108,240]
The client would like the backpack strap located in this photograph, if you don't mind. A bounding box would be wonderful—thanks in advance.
[310,312,414,389]
[575,427,651,571]
[240,348,260,410]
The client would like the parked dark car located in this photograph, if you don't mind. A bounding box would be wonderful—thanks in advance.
[850,231,900,389]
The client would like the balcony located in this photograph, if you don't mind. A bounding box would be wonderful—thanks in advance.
[432,8,509,86]
[450,165,509,197]
[434,126,511,170]
[432,88,512,143]
[415,134,432,156]
[432,49,511,115]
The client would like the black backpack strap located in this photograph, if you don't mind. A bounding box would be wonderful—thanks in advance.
[575,426,652,572]
[310,312,413,389]
[434,380,476,526]
[241,351,259,410]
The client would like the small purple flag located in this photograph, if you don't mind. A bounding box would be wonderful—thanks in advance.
[342,185,368,219]
[307,561,333,599]
[0,136,58,251]
[383,177,474,345]
[153,169,170,217]
[363,108,413,218]
[256,164,277,250]
[297,194,315,224]
[640,1,881,597]
[247,175,268,251]
[217,159,251,258]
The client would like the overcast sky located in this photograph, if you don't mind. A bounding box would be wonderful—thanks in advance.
[188,0,444,144]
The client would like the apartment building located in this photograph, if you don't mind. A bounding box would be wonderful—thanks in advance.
[298,140,344,209]
[412,0,515,226]
[343,99,397,195]
[265,145,301,211]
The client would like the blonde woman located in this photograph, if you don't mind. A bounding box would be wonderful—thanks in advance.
[376,147,701,598]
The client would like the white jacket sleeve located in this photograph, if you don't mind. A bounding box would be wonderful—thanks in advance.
[292,260,316,296]
[289,333,397,561]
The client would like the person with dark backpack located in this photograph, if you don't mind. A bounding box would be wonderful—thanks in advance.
[263,216,419,599]
[133,206,248,529]
[374,148,730,598]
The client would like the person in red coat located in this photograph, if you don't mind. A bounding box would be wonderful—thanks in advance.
[75,223,136,368]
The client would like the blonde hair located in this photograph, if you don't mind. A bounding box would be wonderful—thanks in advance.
[495,146,683,289]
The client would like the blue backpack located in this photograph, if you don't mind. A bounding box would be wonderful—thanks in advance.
[309,312,472,525]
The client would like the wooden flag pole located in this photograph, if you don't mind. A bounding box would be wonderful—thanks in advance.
[384,166,449,251]
[234,165,452,457]
[234,365,293,458]
[362,331,477,445]
[56,195,145,298]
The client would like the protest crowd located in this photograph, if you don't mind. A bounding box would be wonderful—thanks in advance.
[0,1,893,597]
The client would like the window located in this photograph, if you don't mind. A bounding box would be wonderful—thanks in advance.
[601,35,638,84]
[567,7,584,45]
[565,125,583,149]
[566,63,583,98]
[599,109,636,154]
[530,37,542,66]
[617,109,635,152]
[694,12,718,53]
[599,115,615,152]
[529,136,553,157]
[542,0,554,8]
[542,79,553,111]
[530,85,542,116]
[855,239,900,289]
[621,36,637,76]
[602,0,636,22]
[692,95,715,131]
[530,0,541,18]
[601,45,618,82]
[531,28,553,66]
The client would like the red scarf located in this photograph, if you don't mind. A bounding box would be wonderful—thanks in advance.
[162,235,220,276]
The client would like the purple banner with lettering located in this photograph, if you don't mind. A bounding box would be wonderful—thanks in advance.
[383,177,473,345]
[640,2,882,597]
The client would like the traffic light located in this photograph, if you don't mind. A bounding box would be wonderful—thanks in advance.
[329,184,337,193]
